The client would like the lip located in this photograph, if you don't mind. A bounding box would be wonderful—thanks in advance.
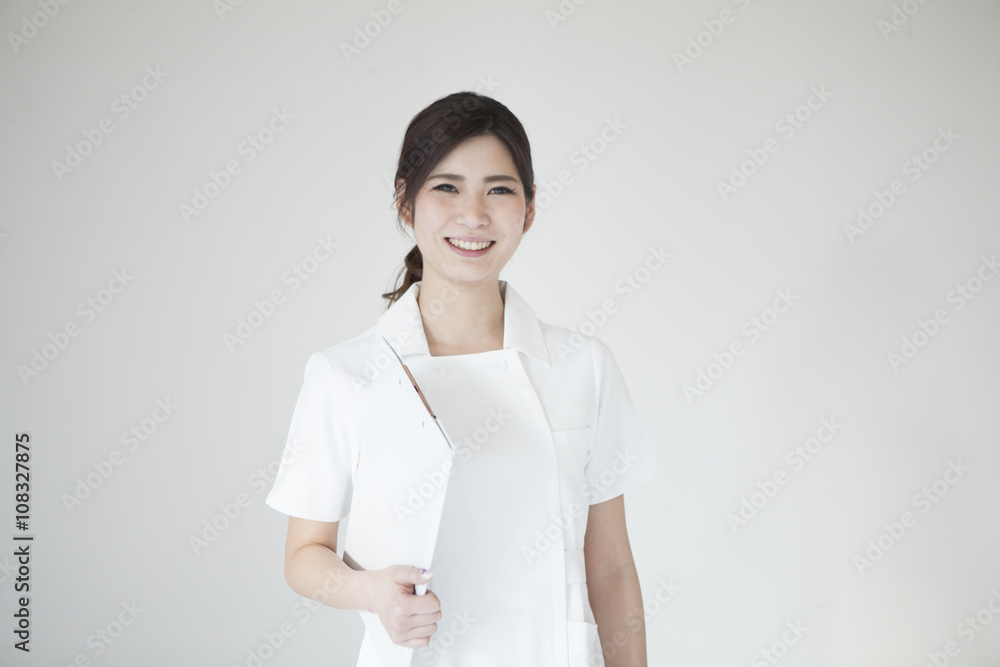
[444,236,495,257]
[445,236,493,243]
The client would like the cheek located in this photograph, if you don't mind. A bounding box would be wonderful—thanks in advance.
[497,201,528,228]
[489,196,525,218]
[415,193,451,222]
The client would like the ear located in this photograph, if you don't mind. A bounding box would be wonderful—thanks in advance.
[522,183,537,234]
[395,178,413,227]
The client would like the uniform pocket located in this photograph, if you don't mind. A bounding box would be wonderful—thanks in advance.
[567,619,605,666]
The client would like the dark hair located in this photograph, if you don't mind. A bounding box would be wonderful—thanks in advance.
[381,91,535,308]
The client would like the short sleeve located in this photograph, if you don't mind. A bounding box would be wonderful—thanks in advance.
[265,352,355,522]
[585,339,659,505]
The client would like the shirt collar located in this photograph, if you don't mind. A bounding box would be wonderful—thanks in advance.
[375,279,551,366]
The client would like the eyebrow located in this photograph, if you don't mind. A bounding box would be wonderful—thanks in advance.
[427,172,519,184]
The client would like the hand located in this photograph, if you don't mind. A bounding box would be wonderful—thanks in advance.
[367,565,441,648]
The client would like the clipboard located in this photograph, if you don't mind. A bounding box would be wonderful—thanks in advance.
[341,336,456,667]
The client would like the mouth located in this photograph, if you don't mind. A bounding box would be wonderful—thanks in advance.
[445,237,496,256]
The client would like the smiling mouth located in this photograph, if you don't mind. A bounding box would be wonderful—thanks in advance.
[446,237,495,251]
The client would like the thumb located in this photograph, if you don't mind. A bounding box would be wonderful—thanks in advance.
[399,565,433,587]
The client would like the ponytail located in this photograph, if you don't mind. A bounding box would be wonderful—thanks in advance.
[381,244,423,308]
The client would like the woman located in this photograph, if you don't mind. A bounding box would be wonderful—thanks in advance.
[266,91,658,666]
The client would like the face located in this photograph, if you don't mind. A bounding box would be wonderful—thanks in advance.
[398,133,535,288]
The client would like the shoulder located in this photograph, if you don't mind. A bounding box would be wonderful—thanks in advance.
[317,325,378,372]
[304,326,380,400]
[536,318,616,372]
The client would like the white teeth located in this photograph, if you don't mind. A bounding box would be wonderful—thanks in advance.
[448,238,493,251]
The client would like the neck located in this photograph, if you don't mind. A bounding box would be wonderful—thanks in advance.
[417,269,505,356]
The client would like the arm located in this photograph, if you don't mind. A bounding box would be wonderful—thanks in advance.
[584,494,648,667]
[283,516,442,648]
[283,516,372,611]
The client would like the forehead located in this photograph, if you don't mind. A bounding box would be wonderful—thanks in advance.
[434,134,515,171]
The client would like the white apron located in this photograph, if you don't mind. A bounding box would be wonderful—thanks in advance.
[354,346,604,666]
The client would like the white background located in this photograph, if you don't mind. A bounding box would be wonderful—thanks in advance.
[1,0,998,665]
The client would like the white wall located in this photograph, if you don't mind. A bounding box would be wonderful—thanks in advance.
[1,0,998,665]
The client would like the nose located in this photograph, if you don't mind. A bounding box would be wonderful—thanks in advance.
[456,193,489,228]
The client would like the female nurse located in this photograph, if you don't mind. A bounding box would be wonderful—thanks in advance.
[266,91,658,666]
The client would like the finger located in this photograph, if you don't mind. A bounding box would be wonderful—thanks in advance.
[398,617,438,644]
[395,606,441,635]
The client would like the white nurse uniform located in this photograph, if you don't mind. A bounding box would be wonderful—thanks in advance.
[266,279,659,666]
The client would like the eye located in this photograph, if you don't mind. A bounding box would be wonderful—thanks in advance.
[430,183,517,195]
